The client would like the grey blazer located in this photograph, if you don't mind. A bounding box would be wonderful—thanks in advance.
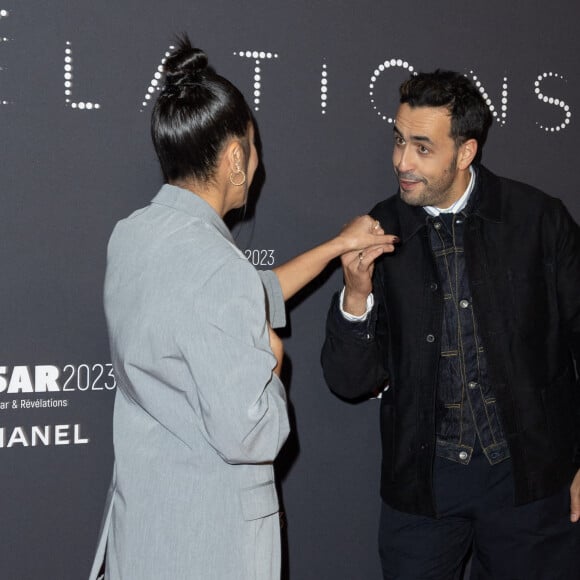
[89,185,290,580]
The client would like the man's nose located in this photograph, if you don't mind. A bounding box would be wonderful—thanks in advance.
[394,146,412,173]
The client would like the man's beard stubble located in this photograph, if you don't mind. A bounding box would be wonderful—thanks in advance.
[396,153,458,208]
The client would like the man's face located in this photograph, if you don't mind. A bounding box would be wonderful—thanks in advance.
[392,104,466,208]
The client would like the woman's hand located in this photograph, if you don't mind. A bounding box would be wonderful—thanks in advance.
[337,215,399,253]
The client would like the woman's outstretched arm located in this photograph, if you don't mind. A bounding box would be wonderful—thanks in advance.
[272,215,398,301]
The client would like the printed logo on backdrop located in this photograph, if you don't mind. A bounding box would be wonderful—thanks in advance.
[0,363,116,449]
[243,248,276,267]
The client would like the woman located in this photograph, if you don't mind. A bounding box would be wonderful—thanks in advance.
[89,36,396,580]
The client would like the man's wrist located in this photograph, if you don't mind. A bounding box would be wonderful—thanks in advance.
[340,288,374,321]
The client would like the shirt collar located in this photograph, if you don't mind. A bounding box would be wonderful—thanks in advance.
[150,183,235,243]
[423,166,475,216]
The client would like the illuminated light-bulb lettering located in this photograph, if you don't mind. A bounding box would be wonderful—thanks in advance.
[140,45,174,111]
[468,70,508,126]
[369,58,415,123]
[233,50,279,111]
[534,72,572,133]
[64,41,101,110]
[0,8,9,105]
[321,62,328,115]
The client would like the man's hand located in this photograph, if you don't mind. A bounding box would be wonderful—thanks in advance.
[341,240,396,316]
[570,468,580,523]
[336,217,398,316]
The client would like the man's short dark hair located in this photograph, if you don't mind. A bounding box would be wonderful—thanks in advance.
[399,70,493,163]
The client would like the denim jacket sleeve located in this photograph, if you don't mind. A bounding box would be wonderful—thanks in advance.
[321,291,389,400]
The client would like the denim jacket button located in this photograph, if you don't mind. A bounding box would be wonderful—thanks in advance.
[459,451,468,461]
[468,381,478,389]
[430,282,438,291]
[459,299,470,308]
[426,334,436,343]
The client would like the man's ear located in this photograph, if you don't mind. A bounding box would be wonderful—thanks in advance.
[457,138,478,169]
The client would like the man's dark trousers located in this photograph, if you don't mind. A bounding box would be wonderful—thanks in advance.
[378,445,579,579]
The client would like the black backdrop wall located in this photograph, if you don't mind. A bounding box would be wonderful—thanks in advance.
[1,1,578,578]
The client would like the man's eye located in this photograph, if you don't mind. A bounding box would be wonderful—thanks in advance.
[418,145,430,154]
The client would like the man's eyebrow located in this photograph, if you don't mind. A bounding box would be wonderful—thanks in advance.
[393,124,434,145]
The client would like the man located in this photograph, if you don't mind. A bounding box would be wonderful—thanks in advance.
[321,70,580,579]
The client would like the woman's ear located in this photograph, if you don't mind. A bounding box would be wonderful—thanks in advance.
[223,139,245,172]
[223,138,247,187]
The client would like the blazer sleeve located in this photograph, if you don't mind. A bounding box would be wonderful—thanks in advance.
[257,269,286,329]
[178,258,290,465]
[321,291,389,400]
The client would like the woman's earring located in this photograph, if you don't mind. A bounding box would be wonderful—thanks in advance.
[229,166,246,186]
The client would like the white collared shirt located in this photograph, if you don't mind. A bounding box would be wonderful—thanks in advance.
[423,165,475,216]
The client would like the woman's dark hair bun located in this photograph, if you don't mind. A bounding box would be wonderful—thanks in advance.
[152,33,252,183]
[164,35,208,86]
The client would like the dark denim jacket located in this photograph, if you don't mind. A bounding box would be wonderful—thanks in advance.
[322,165,580,516]
[429,212,509,465]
